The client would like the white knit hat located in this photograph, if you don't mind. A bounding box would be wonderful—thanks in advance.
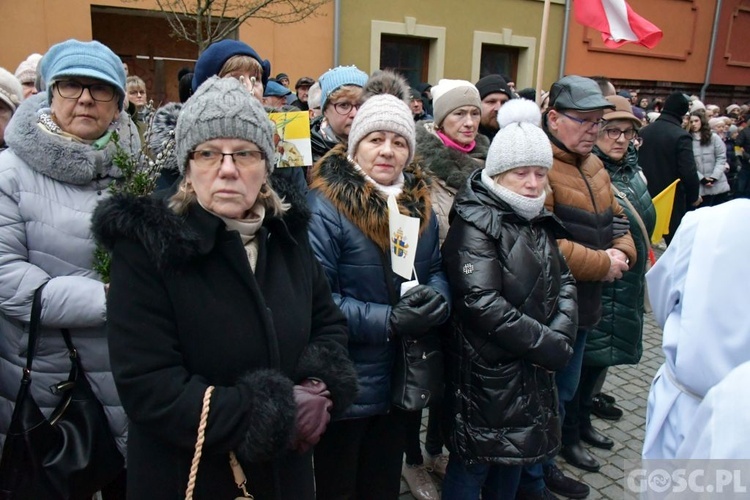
[484,99,552,178]
[14,53,43,85]
[347,93,416,165]
[0,67,23,112]
[430,79,481,127]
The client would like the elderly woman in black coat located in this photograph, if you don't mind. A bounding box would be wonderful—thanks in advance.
[93,77,357,500]
[441,100,578,499]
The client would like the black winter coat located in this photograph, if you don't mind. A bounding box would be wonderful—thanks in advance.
[92,187,357,500]
[639,114,700,238]
[441,171,578,465]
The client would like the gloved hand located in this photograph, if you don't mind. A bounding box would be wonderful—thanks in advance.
[291,379,332,453]
[388,285,449,339]
[612,214,630,239]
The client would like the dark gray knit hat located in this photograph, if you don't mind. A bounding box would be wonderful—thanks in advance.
[175,76,275,174]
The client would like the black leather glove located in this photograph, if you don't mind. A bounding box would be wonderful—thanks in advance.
[612,214,630,239]
[388,285,448,339]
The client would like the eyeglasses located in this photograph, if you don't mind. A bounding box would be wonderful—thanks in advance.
[188,150,266,169]
[55,80,116,102]
[558,111,605,130]
[602,127,638,140]
[128,89,146,96]
[331,101,360,115]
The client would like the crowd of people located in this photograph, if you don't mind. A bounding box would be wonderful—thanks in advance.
[0,36,749,500]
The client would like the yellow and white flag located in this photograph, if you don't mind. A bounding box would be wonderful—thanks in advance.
[388,195,420,280]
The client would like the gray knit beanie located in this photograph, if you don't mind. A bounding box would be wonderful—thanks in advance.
[347,93,416,165]
[175,76,275,174]
[484,99,552,177]
[431,79,481,127]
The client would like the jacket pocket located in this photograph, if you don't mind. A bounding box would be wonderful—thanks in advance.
[467,359,525,428]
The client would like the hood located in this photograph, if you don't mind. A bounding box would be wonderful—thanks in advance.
[5,92,141,185]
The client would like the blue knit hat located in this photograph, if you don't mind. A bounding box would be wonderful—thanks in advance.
[40,39,126,110]
[318,65,368,111]
[192,39,271,92]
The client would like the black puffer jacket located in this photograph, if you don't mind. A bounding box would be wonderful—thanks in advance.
[441,171,578,465]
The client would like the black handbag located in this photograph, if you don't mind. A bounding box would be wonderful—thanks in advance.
[378,251,444,411]
[0,284,124,499]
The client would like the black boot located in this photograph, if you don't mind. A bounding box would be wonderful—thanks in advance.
[591,394,623,421]
[560,443,600,472]
[580,424,614,450]
[543,463,590,499]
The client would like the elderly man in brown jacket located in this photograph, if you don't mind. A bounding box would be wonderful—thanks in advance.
[517,76,637,500]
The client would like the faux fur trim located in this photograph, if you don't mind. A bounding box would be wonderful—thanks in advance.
[360,70,411,105]
[309,145,433,252]
[294,343,359,418]
[235,369,296,463]
[416,122,489,190]
[147,102,181,173]
[5,92,141,185]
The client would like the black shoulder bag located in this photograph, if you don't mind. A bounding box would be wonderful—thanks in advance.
[0,284,124,499]
[378,251,444,411]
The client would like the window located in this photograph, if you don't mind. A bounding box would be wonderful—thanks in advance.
[380,35,430,87]
[480,44,519,83]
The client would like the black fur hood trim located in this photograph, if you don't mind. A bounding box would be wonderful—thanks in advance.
[416,121,489,189]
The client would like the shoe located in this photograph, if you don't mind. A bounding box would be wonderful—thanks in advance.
[402,463,440,500]
[424,452,449,479]
[543,464,590,499]
[591,395,623,421]
[560,443,600,472]
[597,392,616,404]
[516,486,560,499]
[580,425,614,450]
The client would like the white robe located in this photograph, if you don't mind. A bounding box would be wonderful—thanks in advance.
[643,199,750,459]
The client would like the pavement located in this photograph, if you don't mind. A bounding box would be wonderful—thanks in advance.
[399,308,665,499]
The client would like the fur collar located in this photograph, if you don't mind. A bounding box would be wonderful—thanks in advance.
[310,145,432,252]
[4,93,141,185]
[93,177,310,272]
[415,122,489,190]
[147,102,181,173]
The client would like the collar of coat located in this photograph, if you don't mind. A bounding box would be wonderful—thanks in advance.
[4,93,140,185]
[92,176,310,272]
[309,144,432,252]
[416,122,489,189]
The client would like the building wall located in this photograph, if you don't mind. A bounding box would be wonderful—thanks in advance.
[339,0,566,91]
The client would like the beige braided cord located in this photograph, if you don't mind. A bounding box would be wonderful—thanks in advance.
[185,386,214,500]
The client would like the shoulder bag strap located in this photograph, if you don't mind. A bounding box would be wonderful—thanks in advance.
[612,184,651,251]
[376,250,400,306]
[25,283,49,374]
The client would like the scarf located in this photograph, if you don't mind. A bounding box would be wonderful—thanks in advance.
[436,130,476,154]
[480,170,546,220]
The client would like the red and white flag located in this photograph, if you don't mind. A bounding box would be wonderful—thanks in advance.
[574,0,663,49]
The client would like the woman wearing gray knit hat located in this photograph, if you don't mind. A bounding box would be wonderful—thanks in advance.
[93,76,357,499]
[440,99,578,500]
[307,70,450,499]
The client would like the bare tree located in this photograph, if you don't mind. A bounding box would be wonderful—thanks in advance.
[134,0,330,52]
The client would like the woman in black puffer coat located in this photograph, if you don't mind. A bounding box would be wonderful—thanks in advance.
[440,100,578,500]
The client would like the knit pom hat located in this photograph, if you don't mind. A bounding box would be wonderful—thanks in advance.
[318,65,368,111]
[175,76,275,175]
[430,79,481,127]
[661,92,690,118]
[484,99,552,178]
[40,39,126,110]
[0,67,23,112]
[192,39,271,92]
[14,53,43,85]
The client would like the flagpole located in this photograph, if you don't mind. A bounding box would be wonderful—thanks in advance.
[536,0,553,105]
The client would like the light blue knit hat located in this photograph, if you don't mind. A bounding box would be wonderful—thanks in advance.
[41,39,127,110]
[318,65,368,111]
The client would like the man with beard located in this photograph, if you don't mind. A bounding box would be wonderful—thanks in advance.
[475,74,514,141]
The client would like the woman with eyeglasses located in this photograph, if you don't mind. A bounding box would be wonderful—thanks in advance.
[93,76,357,498]
[126,75,153,124]
[575,95,656,452]
[0,39,141,496]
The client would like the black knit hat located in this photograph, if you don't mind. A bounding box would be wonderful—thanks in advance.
[475,74,513,101]
[661,92,690,118]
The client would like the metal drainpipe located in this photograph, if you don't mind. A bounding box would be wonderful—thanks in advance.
[701,0,723,102]
[559,0,571,79]
[333,0,341,67]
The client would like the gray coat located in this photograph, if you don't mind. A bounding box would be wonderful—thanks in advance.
[693,132,729,196]
[0,93,140,456]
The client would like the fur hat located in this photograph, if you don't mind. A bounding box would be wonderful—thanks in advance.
[662,92,690,118]
[431,79,481,127]
[484,99,552,178]
[192,39,271,92]
[14,53,43,85]
[40,39,127,110]
[175,76,275,175]
[0,67,23,112]
[348,70,415,166]
[318,65,368,111]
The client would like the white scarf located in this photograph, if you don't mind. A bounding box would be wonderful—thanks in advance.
[480,170,546,220]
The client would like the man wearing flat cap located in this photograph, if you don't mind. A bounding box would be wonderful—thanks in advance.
[292,76,314,111]
[518,75,637,500]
